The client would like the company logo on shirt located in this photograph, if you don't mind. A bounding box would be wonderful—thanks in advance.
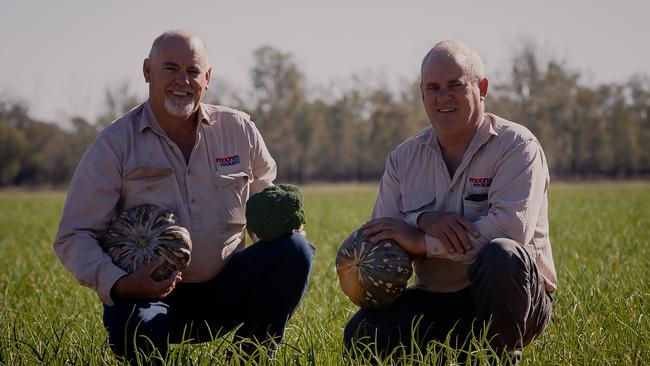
[469,177,493,188]
[216,155,240,168]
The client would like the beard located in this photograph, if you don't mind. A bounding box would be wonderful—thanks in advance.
[164,96,196,117]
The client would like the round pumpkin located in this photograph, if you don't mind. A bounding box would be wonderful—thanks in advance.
[100,204,192,281]
[336,228,413,309]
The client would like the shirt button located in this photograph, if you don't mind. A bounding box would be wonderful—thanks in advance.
[449,189,454,193]
[191,198,196,203]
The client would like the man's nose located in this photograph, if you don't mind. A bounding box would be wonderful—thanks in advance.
[435,88,453,102]
[174,71,191,84]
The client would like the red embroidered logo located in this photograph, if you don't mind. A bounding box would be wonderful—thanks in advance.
[215,155,240,168]
[469,177,493,188]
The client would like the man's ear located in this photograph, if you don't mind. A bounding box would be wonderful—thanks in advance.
[143,59,151,83]
[479,77,489,101]
[419,81,425,104]
[205,66,212,90]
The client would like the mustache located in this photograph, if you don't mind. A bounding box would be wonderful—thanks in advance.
[166,87,194,94]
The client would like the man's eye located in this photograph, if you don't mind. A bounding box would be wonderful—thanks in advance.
[427,85,440,92]
[449,82,464,90]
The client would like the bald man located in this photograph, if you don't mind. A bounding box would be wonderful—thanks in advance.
[347,40,556,363]
[54,30,314,363]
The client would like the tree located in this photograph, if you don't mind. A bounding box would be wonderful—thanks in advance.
[249,46,310,182]
[0,121,27,185]
[96,82,141,128]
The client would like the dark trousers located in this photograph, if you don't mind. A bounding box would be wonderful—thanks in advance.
[103,232,315,362]
[344,238,552,359]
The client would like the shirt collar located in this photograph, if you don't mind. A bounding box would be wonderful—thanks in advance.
[197,103,212,125]
[470,113,499,147]
[416,113,498,148]
[138,102,163,135]
[138,101,211,134]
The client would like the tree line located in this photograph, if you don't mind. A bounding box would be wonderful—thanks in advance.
[1,43,649,187]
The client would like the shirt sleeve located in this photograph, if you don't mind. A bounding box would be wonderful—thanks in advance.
[53,136,127,306]
[248,122,277,194]
[473,139,549,246]
[371,153,404,220]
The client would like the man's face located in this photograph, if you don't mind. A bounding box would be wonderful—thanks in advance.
[420,56,487,137]
[143,37,211,120]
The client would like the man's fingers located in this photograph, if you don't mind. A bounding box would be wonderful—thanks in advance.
[362,219,397,239]
[361,225,382,238]
[361,218,384,229]
[151,274,176,298]
[144,257,165,274]
[438,235,455,253]
[441,226,464,253]
[369,230,394,243]
[449,223,471,251]
[438,227,457,253]
[456,216,479,237]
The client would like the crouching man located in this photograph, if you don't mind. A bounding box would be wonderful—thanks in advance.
[53,30,314,364]
[345,40,556,364]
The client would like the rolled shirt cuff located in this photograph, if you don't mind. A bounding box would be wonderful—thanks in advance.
[424,235,447,257]
[98,266,128,306]
[403,211,424,228]
[424,233,483,264]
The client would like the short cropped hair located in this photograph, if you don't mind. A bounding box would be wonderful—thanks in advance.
[421,40,485,80]
[148,29,208,63]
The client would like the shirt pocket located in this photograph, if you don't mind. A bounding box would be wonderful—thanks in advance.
[121,165,178,213]
[463,195,489,222]
[211,169,252,233]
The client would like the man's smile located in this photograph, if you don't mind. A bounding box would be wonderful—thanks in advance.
[437,107,456,113]
[168,88,194,97]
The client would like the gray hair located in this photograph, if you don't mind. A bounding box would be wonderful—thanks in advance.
[421,40,485,80]
[148,29,208,64]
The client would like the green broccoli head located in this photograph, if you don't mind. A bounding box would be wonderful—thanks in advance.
[245,184,306,241]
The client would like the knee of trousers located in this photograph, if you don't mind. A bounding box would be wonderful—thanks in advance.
[343,312,371,349]
[274,233,316,277]
[343,312,397,355]
[470,238,531,282]
[103,303,170,357]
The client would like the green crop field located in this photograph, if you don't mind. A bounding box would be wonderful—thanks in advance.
[0,183,648,365]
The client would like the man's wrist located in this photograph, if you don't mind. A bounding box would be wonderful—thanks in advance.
[403,212,423,228]
[416,211,429,230]
[110,275,127,301]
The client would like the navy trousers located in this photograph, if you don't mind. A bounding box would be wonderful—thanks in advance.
[103,232,315,362]
[344,239,552,360]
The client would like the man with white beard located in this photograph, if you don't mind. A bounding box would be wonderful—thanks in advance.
[53,30,314,364]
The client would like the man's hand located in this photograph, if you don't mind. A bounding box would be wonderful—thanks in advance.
[361,218,426,256]
[110,258,182,301]
[417,211,479,254]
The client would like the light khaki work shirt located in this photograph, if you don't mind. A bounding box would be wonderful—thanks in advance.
[373,113,557,294]
[54,102,276,305]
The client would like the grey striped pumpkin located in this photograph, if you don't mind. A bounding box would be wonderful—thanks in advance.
[101,204,192,281]
[336,228,413,309]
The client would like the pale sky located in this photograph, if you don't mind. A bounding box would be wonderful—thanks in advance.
[1,0,647,124]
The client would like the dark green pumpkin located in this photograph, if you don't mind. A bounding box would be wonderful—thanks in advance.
[100,204,192,281]
[336,228,413,309]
